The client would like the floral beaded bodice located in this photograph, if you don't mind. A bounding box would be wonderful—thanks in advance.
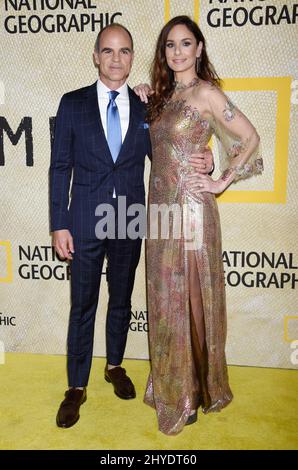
[150,98,212,161]
[149,97,215,206]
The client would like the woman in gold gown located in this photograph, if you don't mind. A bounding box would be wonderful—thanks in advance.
[139,16,263,435]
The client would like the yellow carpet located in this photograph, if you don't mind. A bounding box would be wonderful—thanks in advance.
[0,353,297,450]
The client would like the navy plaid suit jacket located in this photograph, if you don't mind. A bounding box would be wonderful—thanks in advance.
[49,81,151,239]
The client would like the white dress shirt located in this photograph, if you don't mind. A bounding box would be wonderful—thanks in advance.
[97,79,130,197]
[96,79,130,143]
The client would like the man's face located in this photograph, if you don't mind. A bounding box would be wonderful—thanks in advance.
[94,26,134,88]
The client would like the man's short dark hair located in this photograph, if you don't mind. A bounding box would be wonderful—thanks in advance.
[94,23,134,53]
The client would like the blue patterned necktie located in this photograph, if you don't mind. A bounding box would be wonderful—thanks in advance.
[106,90,122,162]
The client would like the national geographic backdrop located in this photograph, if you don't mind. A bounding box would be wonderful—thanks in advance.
[0,0,297,368]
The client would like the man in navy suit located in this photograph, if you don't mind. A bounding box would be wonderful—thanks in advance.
[50,23,213,428]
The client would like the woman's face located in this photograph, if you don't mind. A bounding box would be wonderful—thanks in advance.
[165,24,202,74]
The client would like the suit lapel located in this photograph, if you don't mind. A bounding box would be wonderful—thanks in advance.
[85,83,142,165]
[85,81,113,164]
[115,87,140,165]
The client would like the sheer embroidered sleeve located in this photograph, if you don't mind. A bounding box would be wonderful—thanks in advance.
[208,85,263,183]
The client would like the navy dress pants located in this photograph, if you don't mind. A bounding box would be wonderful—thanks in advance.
[67,235,142,387]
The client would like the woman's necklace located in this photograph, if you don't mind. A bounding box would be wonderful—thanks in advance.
[174,77,200,91]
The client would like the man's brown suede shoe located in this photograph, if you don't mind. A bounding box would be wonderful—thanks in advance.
[104,365,136,400]
[56,387,87,428]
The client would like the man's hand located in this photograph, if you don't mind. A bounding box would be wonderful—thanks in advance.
[133,83,154,103]
[188,146,214,174]
[52,229,74,261]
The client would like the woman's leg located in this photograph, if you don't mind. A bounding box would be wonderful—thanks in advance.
[188,250,211,410]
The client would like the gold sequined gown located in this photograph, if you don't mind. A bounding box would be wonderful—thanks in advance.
[144,86,263,435]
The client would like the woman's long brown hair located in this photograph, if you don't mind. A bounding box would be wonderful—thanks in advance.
[147,16,221,123]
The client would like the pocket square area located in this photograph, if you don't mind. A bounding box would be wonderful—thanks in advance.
[138,122,149,129]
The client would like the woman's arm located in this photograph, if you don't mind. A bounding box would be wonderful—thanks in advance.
[196,85,263,194]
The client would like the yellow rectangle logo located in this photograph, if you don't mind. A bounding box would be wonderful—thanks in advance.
[218,77,291,204]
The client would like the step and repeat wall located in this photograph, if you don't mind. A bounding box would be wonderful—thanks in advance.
[1,0,297,368]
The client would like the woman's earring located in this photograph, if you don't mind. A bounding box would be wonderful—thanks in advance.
[196,56,201,72]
